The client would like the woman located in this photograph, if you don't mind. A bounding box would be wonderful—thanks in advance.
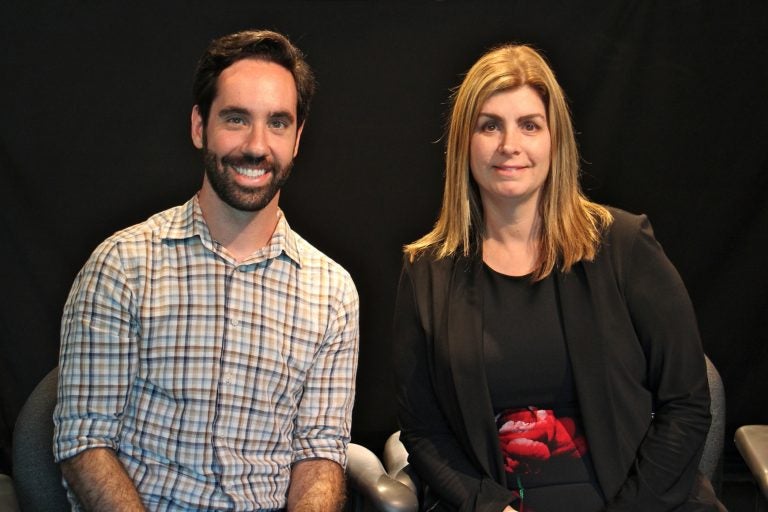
[393,44,722,512]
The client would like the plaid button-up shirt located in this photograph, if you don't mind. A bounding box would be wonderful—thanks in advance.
[53,196,359,511]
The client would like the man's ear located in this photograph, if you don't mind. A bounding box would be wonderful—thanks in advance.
[191,105,204,149]
[293,122,304,157]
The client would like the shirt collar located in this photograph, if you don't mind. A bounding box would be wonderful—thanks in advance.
[261,209,302,267]
[160,195,302,267]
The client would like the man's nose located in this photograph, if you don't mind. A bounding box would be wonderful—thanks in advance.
[243,124,268,156]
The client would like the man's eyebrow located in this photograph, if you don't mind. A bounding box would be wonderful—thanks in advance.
[218,106,250,118]
[270,110,295,123]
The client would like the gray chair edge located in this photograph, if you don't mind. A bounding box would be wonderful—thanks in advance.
[701,355,725,490]
[347,443,418,512]
[734,424,768,502]
[11,366,68,512]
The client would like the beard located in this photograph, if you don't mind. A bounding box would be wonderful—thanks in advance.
[202,147,293,212]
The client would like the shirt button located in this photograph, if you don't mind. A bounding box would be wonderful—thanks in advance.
[230,318,239,326]
[223,372,233,384]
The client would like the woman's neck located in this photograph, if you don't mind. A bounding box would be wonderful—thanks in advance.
[481,198,541,277]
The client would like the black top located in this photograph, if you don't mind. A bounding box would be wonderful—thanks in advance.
[482,266,575,410]
[482,264,604,511]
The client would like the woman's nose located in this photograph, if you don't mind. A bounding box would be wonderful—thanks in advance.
[499,129,521,155]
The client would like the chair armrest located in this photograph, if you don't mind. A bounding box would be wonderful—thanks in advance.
[735,425,768,500]
[346,443,418,512]
[0,474,21,512]
[382,431,417,493]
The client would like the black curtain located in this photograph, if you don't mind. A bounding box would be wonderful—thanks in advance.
[1,1,766,474]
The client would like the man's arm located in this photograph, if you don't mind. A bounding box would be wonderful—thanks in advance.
[286,459,345,512]
[290,272,358,510]
[60,448,145,511]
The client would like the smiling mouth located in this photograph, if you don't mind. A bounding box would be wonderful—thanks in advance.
[232,166,268,178]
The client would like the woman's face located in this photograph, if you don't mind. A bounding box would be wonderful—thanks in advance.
[469,85,551,212]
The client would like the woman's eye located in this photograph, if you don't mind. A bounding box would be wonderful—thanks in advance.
[522,121,538,132]
[482,122,498,132]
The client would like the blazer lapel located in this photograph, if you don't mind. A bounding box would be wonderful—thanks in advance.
[444,256,506,482]
[555,264,624,497]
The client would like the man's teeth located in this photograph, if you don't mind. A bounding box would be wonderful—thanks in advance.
[233,166,266,178]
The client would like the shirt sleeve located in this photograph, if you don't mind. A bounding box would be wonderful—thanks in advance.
[291,271,359,467]
[605,214,712,510]
[393,263,514,512]
[53,239,139,462]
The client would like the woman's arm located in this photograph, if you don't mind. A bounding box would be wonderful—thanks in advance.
[606,215,712,510]
[393,263,514,512]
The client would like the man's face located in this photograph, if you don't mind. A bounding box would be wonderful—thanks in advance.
[191,58,303,212]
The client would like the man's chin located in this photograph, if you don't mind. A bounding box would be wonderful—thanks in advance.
[221,189,279,212]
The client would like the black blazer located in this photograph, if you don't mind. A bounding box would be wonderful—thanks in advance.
[393,208,714,512]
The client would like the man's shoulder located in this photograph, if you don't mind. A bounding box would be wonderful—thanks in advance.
[291,231,352,278]
[86,203,190,268]
[101,203,189,248]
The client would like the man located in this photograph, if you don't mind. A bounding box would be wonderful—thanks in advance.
[53,30,359,511]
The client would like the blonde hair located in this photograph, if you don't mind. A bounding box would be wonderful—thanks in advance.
[405,44,612,280]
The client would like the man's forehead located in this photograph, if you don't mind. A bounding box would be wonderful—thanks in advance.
[212,58,298,112]
[217,58,295,87]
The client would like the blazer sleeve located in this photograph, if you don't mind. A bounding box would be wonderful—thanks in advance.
[392,262,513,512]
[605,214,712,511]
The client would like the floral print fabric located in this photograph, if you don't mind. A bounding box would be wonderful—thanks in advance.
[497,407,588,475]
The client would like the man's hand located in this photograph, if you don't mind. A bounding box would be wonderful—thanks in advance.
[286,459,345,512]
[60,447,145,511]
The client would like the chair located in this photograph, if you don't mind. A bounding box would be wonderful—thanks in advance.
[347,355,726,511]
[346,443,418,512]
[703,355,726,493]
[734,424,768,511]
[11,366,69,512]
[0,473,20,511]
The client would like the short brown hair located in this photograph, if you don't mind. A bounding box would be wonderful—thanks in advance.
[192,30,316,127]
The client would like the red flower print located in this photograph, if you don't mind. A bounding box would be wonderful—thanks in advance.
[497,407,588,474]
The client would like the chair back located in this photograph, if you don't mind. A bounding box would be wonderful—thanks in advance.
[701,355,725,493]
[12,366,68,512]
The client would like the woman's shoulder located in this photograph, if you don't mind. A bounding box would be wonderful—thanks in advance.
[604,205,648,230]
[405,248,455,273]
[601,205,654,246]
[402,247,474,286]
[595,205,666,275]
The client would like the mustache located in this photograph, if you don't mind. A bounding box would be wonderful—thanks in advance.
[221,153,275,171]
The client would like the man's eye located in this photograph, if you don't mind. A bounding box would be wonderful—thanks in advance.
[269,119,288,129]
[226,116,246,125]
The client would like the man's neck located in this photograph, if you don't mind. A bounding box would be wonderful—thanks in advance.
[198,187,281,262]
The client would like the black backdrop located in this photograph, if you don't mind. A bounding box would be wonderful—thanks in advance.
[1,1,766,475]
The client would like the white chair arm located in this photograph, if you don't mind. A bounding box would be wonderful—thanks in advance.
[346,443,418,512]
